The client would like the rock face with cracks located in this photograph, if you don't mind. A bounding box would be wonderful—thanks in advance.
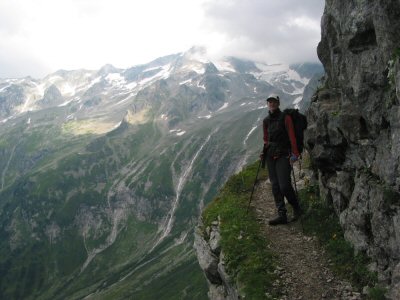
[306,0,400,297]
[194,220,240,300]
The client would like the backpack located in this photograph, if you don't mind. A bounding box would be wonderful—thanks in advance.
[283,108,308,154]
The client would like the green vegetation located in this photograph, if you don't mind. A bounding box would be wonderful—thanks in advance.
[0,137,9,148]
[125,257,207,300]
[331,110,340,117]
[202,161,279,299]
[394,47,400,59]
[387,47,400,90]
[0,115,214,300]
[298,184,386,300]
[0,98,264,299]
[367,286,388,300]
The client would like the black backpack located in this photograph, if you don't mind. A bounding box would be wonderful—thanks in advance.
[283,108,308,154]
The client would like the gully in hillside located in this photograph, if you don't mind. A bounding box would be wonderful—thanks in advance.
[260,95,303,225]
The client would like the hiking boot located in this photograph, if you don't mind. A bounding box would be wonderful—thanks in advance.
[290,207,303,222]
[268,213,288,226]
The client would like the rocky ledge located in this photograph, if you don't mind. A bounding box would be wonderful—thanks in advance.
[194,218,240,300]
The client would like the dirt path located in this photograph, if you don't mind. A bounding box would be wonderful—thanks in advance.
[251,176,362,300]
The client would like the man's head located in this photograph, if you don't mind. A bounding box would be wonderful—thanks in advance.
[266,95,280,112]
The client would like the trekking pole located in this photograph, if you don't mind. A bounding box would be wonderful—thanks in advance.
[246,159,262,213]
[291,163,304,232]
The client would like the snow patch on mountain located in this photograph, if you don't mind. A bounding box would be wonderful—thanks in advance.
[113,121,122,129]
[0,84,12,93]
[144,65,166,72]
[254,63,288,76]
[198,114,212,119]
[169,129,186,136]
[139,64,172,85]
[57,97,81,107]
[253,63,308,86]
[106,73,126,86]
[196,81,206,89]
[59,83,76,96]
[125,81,138,90]
[58,99,74,107]
[179,79,192,85]
[243,125,257,145]
[186,63,205,75]
[1,117,11,123]
[286,69,309,85]
[214,61,236,73]
[293,96,302,107]
[217,102,229,112]
[88,76,102,88]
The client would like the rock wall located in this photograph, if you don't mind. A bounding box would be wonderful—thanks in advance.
[193,219,240,300]
[306,1,400,298]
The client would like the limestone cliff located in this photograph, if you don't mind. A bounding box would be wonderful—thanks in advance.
[194,219,240,300]
[306,1,400,298]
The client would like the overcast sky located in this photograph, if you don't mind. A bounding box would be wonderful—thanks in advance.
[0,0,325,79]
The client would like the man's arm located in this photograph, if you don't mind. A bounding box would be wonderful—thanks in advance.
[260,119,269,165]
[284,115,299,157]
[263,118,268,146]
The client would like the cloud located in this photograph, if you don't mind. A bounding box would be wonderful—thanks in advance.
[0,0,207,78]
[0,0,324,78]
[200,0,324,63]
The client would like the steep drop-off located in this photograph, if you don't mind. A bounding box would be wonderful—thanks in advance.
[0,48,322,299]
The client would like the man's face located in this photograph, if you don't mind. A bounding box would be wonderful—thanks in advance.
[267,99,280,112]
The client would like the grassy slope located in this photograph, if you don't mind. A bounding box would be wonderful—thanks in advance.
[202,161,279,299]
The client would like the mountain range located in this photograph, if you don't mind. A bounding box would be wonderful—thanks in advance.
[0,47,323,299]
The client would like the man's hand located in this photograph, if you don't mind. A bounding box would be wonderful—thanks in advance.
[260,148,266,168]
[260,145,267,161]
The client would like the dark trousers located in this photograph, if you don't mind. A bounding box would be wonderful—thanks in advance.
[266,155,300,214]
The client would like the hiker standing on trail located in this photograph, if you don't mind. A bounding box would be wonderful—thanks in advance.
[261,95,302,225]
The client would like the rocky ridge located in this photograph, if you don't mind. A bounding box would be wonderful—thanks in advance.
[305,1,400,298]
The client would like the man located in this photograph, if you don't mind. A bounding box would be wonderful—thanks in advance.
[261,95,302,225]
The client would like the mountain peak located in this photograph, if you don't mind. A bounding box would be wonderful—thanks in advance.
[226,57,261,73]
[98,64,121,76]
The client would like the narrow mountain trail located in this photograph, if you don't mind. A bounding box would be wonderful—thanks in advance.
[250,173,362,300]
